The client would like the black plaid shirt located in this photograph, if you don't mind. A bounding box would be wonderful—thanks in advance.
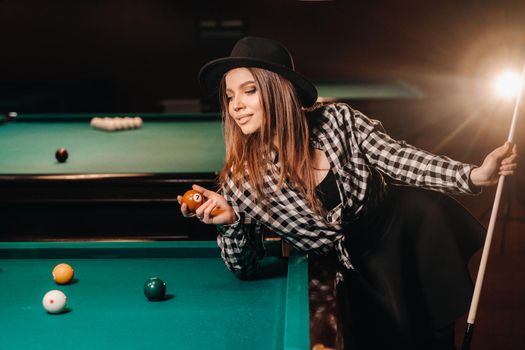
[216,103,478,278]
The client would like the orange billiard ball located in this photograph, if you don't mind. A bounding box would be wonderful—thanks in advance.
[52,263,74,285]
[181,189,223,216]
[182,190,204,212]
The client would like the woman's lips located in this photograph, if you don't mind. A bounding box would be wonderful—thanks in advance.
[237,115,252,125]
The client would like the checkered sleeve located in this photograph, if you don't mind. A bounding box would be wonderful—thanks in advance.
[339,105,479,194]
[215,191,266,280]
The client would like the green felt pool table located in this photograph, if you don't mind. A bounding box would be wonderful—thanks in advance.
[0,113,227,238]
[0,241,310,350]
[0,112,225,174]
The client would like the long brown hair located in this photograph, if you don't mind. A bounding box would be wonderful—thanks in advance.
[218,67,325,216]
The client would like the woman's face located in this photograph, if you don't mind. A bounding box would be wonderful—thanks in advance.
[225,68,264,135]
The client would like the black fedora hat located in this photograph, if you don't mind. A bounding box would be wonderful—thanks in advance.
[198,37,318,107]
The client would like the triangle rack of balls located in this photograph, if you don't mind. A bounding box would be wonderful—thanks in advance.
[90,116,143,131]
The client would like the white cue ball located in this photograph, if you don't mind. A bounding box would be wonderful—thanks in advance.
[42,290,67,314]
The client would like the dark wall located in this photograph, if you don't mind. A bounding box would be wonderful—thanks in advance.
[1,0,525,112]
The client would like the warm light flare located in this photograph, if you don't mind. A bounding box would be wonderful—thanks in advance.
[493,70,523,98]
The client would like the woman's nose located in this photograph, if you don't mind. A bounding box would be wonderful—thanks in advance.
[232,96,244,111]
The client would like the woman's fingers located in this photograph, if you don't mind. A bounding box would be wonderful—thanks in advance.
[195,199,221,223]
[192,184,214,198]
[180,202,195,218]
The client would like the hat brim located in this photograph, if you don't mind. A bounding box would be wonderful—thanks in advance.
[198,57,318,107]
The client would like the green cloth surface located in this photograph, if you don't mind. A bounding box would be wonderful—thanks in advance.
[0,241,309,350]
[0,114,225,174]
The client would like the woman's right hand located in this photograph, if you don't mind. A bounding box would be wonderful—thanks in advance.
[177,184,237,225]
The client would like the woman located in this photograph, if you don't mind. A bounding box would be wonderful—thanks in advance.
[178,37,518,349]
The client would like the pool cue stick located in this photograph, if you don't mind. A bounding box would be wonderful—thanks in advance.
[462,62,525,350]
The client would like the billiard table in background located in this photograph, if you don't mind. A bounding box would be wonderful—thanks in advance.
[0,112,225,240]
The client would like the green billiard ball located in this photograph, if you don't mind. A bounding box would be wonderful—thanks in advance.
[144,277,167,301]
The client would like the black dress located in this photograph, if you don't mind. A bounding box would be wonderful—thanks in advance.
[316,172,485,349]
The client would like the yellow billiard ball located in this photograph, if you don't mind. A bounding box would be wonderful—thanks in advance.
[52,263,74,284]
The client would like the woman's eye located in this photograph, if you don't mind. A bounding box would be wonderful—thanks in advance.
[226,96,233,102]
[246,88,256,94]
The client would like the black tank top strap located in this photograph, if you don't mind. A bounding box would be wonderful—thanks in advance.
[315,170,341,212]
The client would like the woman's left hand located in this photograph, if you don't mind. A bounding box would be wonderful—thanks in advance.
[470,142,518,187]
